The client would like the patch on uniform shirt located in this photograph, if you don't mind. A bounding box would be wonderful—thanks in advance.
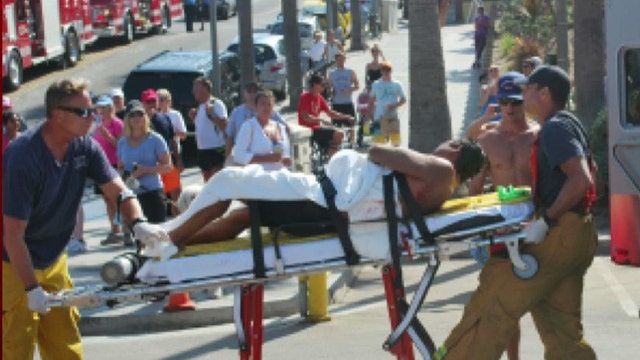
[73,155,87,169]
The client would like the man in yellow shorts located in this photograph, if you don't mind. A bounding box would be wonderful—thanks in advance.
[368,61,406,146]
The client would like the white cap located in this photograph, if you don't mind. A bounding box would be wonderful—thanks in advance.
[110,88,124,99]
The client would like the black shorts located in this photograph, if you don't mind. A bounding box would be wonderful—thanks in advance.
[256,200,332,234]
[197,147,226,172]
[331,103,356,120]
[312,126,336,149]
[138,189,167,223]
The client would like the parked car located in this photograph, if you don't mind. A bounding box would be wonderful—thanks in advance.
[122,50,242,167]
[268,15,321,51]
[227,33,310,101]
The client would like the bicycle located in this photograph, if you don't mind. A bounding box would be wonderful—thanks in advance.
[367,13,382,40]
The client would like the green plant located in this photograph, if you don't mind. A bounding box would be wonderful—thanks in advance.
[497,0,555,50]
[499,33,516,58]
[510,37,544,71]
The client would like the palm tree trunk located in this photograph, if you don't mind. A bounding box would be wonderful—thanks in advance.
[409,0,451,153]
[574,0,605,128]
[282,0,302,110]
[350,0,363,51]
[238,0,255,85]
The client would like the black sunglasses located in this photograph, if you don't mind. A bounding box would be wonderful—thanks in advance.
[498,98,523,106]
[57,106,96,118]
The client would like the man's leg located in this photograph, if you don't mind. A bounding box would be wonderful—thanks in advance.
[529,214,597,360]
[181,207,251,246]
[169,200,232,247]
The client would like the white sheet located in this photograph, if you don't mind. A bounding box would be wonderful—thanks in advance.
[137,201,534,284]
[161,150,387,232]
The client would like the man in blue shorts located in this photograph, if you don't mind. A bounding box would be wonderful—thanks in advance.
[2,79,150,359]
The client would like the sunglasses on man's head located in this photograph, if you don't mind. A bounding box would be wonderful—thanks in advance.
[498,98,524,106]
[128,111,145,118]
[57,106,96,118]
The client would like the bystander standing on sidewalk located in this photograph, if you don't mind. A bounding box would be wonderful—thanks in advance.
[368,61,406,146]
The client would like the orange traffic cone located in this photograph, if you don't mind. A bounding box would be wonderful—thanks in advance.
[163,292,196,312]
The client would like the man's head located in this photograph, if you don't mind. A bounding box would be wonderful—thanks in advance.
[434,139,486,184]
[192,76,213,103]
[243,81,260,104]
[477,6,484,15]
[313,30,323,42]
[309,73,325,94]
[95,95,114,118]
[517,65,571,117]
[335,52,346,68]
[141,88,158,114]
[110,88,125,110]
[380,61,393,80]
[521,56,542,76]
[3,111,20,134]
[156,88,173,111]
[497,72,526,122]
[45,79,95,138]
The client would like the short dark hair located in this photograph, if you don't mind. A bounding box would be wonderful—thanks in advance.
[309,73,324,87]
[3,111,16,125]
[451,139,486,183]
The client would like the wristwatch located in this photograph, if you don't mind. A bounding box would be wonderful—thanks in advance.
[543,213,558,227]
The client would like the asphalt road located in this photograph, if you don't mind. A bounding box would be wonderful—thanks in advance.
[8,0,281,127]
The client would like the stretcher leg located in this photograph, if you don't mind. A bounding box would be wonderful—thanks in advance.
[237,284,264,360]
[382,265,415,360]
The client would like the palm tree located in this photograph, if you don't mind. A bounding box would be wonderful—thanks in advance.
[574,0,605,129]
[408,0,451,153]
[282,0,303,110]
[237,0,255,85]
[350,0,363,51]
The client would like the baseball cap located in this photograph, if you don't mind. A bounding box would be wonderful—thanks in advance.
[3,95,12,109]
[110,88,124,99]
[523,56,543,68]
[515,65,571,101]
[497,72,526,100]
[126,100,145,115]
[95,95,113,107]
[141,89,158,102]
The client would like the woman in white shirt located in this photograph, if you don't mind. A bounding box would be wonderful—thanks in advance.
[232,90,292,171]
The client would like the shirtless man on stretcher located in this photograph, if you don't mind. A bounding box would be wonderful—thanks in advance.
[132,140,485,259]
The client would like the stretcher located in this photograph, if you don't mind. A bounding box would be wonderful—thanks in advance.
[49,174,537,360]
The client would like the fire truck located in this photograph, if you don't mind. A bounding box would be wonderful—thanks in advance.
[606,0,640,266]
[2,0,98,91]
[90,0,183,43]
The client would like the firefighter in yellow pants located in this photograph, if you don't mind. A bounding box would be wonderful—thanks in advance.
[3,253,83,360]
[436,212,597,360]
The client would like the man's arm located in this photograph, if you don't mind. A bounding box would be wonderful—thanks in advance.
[544,156,592,220]
[3,216,38,291]
[100,178,145,228]
[206,102,228,131]
[368,144,454,183]
[170,138,184,172]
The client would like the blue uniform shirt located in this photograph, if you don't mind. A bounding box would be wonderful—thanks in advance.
[3,125,117,269]
[536,111,589,211]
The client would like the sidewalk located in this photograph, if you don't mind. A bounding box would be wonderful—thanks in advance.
[70,21,482,336]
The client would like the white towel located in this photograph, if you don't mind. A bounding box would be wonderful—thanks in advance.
[161,150,387,232]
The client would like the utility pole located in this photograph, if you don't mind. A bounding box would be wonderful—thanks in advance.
[209,0,220,97]
[238,0,256,85]
[556,0,569,71]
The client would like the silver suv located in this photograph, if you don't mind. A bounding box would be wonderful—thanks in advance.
[227,33,290,100]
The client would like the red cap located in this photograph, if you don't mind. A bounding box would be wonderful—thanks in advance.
[141,89,158,102]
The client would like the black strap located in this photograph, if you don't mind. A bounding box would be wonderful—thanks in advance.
[247,202,266,278]
[393,172,434,246]
[383,174,403,282]
[318,174,360,265]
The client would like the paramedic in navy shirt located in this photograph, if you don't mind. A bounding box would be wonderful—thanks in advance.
[2,79,150,359]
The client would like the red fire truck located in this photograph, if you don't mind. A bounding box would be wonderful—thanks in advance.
[90,0,183,43]
[2,0,98,91]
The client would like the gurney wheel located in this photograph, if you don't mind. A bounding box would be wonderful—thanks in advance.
[513,254,538,280]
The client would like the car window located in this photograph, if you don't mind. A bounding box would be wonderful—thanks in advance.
[123,72,199,106]
[299,24,313,38]
[256,45,276,63]
[277,39,286,56]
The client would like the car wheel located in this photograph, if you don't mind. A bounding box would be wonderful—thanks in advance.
[4,50,22,91]
[123,15,134,43]
[64,31,81,67]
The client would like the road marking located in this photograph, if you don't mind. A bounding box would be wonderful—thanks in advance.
[594,257,639,318]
